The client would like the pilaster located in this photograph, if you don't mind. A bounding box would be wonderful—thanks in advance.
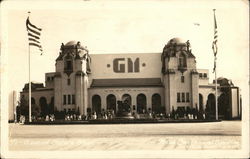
[191,70,199,109]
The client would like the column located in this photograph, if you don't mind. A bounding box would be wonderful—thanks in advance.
[54,73,62,111]
[83,75,88,115]
[75,74,82,114]
[191,72,199,108]
[146,93,152,111]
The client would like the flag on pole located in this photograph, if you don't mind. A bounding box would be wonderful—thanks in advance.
[26,17,43,54]
[212,9,218,73]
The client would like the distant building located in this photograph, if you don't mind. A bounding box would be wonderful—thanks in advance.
[20,38,241,119]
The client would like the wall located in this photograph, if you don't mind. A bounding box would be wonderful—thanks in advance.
[231,87,239,118]
[197,69,209,85]
[88,87,164,112]
[89,53,162,80]
[21,89,54,107]
[198,85,222,110]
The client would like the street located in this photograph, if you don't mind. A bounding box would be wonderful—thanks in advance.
[9,121,241,151]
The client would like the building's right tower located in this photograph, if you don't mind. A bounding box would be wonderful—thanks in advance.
[161,38,199,114]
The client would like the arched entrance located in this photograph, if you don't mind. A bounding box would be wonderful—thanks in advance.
[152,93,162,114]
[205,93,215,119]
[137,94,146,114]
[39,97,48,117]
[199,94,203,111]
[122,94,131,106]
[107,94,116,112]
[92,95,101,115]
[121,94,131,112]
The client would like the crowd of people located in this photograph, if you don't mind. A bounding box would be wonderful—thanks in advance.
[16,106,210,123]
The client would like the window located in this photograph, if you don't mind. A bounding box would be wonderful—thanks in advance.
[186,93,190,102]
[199,73,202,78]
[68,95,71,104]
[204,73,207,78]
[182,93,185,102]
[47,77,50,81]
[72,94,75,104]
[179,53,187,67]
[177,93,181,102]
[66,60,72,70]
[67,78,71,85]
[64,55,73,74]
[181,76,185,83]
[63,95,66,105]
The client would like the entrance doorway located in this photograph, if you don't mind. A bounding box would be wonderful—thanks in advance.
[205,93,215,119]
[107,94,116,112]
[137,94,146,114]
[92,95,101,114]
[152,93,162,113]
[39,97,48,117]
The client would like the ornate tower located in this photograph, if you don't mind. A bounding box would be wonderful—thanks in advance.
[161,38,199,114]
[54,41,91,115]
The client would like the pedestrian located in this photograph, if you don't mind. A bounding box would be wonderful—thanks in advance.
[45,115,49,121]
[93,112,97,120]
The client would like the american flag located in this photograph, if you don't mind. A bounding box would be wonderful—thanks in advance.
[26,16,43,54]
[212,9,218,72]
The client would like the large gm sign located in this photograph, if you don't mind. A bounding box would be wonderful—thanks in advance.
[113,58,140,73]
[90,53,162,79]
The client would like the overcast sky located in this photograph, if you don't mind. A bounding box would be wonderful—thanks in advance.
[1,0,249,102]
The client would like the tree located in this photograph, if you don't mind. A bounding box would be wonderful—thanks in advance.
[20,96,28,116]
[19,96,41,117]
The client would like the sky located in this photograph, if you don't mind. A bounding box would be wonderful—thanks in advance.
[1,0,249,105]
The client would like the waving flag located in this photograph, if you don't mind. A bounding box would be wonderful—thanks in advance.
[26,17,43,54]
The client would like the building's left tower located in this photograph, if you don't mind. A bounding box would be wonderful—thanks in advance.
[54,41,91,115]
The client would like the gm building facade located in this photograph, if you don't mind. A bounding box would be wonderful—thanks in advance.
[20,38,241,119]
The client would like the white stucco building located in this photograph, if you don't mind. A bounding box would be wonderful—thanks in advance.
[19,38,241,119]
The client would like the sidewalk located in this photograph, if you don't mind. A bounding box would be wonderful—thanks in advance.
[23,118,221,125]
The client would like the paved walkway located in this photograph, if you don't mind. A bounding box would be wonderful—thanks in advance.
[9,121,241,151]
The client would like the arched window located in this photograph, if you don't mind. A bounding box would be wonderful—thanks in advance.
[137,94,147,114]
[92,95,101,114]
[107,94,116,112]
[64,54,73,76]
[152,94,161,113]
[178,53,187,67]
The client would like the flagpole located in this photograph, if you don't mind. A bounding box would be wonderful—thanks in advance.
[81,70,82,115]
[213,9,218,121]
[26,11,43,122]
[215,57,218,120]
[28,11,32,123]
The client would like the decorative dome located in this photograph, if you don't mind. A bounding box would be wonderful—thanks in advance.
[65,40,79,46]
[166,37,188,46]
[57,40,89,61]
[161,37,194,59]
